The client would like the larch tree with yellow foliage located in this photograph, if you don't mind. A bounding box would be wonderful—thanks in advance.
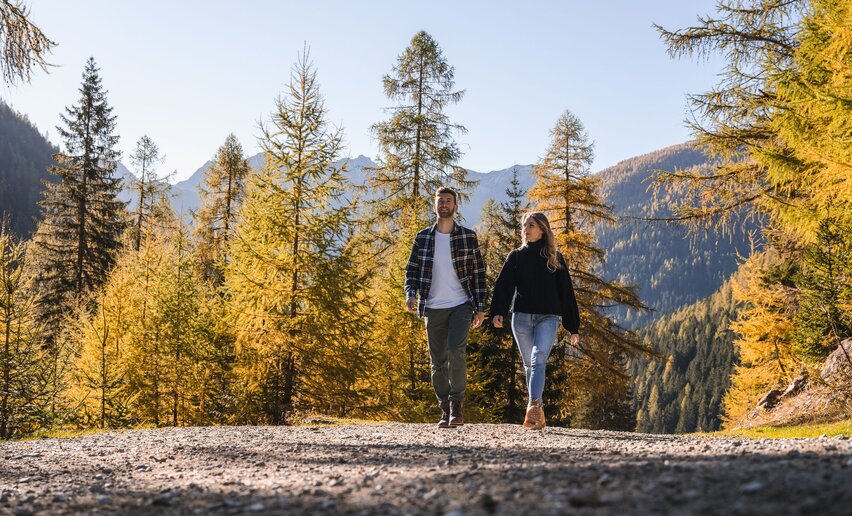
[0,223,53,438]
[530,110,648,430]
[226,50,375,424]
[656,0,851,426]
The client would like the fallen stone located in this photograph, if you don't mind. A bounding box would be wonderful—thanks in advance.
[757,389,783,411]
[782,374,808,398]
[821,339,852,381]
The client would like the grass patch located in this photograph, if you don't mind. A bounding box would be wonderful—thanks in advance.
[708,418,851,439]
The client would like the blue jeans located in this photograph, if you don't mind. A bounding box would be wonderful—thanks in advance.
[511,312,561,405]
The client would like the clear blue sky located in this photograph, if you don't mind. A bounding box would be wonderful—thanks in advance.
[2,0,724,182]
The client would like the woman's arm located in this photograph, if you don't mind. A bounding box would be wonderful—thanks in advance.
[489,250,517,319]
[557,253,580,334]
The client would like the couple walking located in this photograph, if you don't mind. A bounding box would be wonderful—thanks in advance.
[405,187,581,430]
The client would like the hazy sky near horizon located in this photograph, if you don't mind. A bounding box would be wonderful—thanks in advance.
[2,0,725,182]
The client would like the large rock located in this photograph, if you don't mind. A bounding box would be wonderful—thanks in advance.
[820,339,852,381]
[782,373,808,398]
[756,389,783,411]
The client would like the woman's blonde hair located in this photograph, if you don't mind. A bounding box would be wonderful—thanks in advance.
[521,212,561,272]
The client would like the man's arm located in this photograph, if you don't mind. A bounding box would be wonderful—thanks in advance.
[470,233,487,314]
[404,238,420,311]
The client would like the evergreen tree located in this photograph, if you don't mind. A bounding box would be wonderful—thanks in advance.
[129,135,168,251]
[193,133,250,286]
[530,110,647,429]
[30,57,127,344]
[0,0,54,85]
[226,49,374,423]
[468,167,530,422]
[792,216,852,361]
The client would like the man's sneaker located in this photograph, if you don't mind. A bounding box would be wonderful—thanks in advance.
[437,401,451,429]
[449,400,464,427]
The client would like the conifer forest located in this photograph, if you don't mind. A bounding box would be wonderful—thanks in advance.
[0,0,849,440]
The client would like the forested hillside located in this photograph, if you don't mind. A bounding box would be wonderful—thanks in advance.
[630,279,739,433]
[0,101,57,236]
[595,143,757,328]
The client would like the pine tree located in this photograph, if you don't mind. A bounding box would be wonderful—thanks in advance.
[129,135,168,251]
[792,216,852,361]
[367,30,473,226]
[0,0,54,85]
[0,222,52,439]
[226,49,374,423]
[193,134,251,286]
[530,110,647,429]
[30,57,127,344]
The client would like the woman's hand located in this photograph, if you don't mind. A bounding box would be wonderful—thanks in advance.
[569,333,580,347]
[492,315,503,328]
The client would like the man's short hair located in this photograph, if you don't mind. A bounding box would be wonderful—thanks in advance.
[435,186,458,205]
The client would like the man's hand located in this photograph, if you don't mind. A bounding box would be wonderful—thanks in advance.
[405,297,416,313]
[472,311,485,328]
[569,333,580,347]
[492,315,503,328]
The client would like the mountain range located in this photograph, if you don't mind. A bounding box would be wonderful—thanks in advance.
[1,103,754,325]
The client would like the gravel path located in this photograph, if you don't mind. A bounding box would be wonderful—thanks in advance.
[1,424,850,515]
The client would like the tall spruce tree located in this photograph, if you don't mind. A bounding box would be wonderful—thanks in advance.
[193,133,250,286]
[31,57,126,344]
[530,110,647,429]
[226,50,374,424]
[129,135,168,251]
[469,167,530,422]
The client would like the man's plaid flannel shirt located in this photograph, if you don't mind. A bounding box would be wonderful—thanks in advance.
[404,222,487,318]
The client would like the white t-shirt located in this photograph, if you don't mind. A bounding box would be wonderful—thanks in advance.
[426,231,469,309]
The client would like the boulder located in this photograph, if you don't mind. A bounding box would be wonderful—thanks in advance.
[820,338,852,381]
[756,389,783,411]
[782,373,808,398]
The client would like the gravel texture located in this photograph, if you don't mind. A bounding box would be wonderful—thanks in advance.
[1,423,850,515]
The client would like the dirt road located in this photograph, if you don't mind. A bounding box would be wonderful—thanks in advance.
[1,424,850,514]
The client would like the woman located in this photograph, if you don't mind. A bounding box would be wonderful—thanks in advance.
[490,212,580,430]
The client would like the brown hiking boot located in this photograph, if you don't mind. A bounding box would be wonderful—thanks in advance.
[523,400,545,430]
[534,402,546,430]
[449,400,464,427]
[437,401,451,429]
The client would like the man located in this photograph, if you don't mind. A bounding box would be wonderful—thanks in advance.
[405,187,486,428]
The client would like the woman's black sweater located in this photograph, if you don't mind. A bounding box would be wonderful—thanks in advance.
[490,239,580,333]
